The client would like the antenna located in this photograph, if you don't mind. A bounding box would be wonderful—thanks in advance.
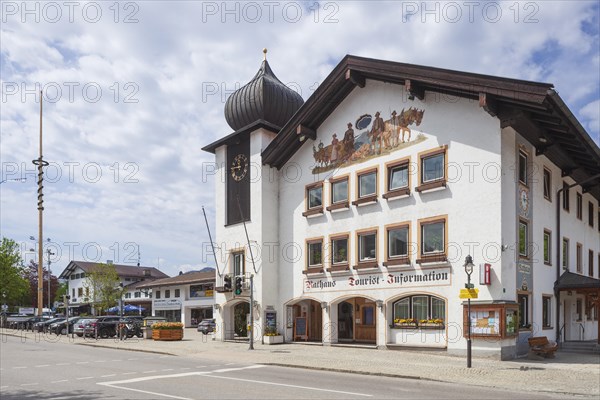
[137,247,140,267]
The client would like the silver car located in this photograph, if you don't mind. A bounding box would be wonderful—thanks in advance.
[73,318,95,337]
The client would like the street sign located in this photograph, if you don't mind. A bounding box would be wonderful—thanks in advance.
[1,304,8,311]
[459,288,479,299]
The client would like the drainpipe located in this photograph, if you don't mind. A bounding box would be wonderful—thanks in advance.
[555,173,600,344]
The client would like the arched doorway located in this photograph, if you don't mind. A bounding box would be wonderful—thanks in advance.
[337,297,376,343]
[289,299,322,342]
[233,302,249,338]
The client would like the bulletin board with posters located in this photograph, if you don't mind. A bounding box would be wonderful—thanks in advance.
[463,302,519,339]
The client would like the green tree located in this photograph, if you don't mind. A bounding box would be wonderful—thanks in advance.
[83,263,123,315]
[55,281,68,302]
[0,237,30,308]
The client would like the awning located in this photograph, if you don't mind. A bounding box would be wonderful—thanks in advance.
[554,271,600,291]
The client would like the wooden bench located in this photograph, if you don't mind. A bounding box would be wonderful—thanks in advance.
[528,336,558,358]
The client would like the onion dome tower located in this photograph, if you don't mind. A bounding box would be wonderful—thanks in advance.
[224,49,304,131]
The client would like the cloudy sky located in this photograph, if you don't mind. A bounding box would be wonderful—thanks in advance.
[1,1,598,278]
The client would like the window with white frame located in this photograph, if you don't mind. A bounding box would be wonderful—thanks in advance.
[518,151,528,185]
[421,220,445,256]
[358,171,377,198]
[519,220,528,258]
[358,231,377,262]
[542,296,552,328]
[543,168,551,200]
[233,251,245,276]
[388,226,409,259]
[307,240,323,268]
[392,295,445,323]
[331,178,348,204]
[331,236,348,265]
[543,230,551,264]
[422,153,444,183]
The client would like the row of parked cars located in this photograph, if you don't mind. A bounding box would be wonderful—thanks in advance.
[5,315,145,338]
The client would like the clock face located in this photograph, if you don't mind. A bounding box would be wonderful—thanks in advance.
[520,189,529,212]
[230,154,248,181]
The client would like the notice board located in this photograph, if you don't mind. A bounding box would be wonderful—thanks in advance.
[294,317,308,341]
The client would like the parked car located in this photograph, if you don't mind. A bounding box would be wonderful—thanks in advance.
[73,318,95,337]
[33,317,65,333]
[50,317,82,335]
[197,319,216,334]
[83,316,120,338]
[22,316,50,331]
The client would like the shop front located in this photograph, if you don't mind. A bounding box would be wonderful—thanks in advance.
[153,299,182,322]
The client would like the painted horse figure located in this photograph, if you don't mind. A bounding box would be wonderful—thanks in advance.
[382,107,424,148]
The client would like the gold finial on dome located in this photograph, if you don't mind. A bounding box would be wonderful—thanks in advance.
[263,48,268,60]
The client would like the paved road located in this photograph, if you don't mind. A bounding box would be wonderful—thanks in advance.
[0,335,579,399]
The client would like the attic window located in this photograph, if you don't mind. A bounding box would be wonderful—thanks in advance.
[143,269,151,277]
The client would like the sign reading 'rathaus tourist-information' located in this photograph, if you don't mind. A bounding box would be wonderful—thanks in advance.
[303,267,451,293]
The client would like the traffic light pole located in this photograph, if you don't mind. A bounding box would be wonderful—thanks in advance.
[249,275,254,350]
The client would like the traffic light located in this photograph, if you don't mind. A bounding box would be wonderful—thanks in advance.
[235,277,243,295]
[224,275,232,291]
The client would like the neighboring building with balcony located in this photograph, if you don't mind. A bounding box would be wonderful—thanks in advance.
[203,54,600,358]
[58,260,169,315]
[136,269,216,327]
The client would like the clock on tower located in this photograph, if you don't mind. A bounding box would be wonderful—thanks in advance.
[226,139,250,225]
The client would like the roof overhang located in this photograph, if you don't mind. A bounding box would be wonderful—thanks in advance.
[554,271,600,291]
[260,55,600,200]
[202,119,281,154]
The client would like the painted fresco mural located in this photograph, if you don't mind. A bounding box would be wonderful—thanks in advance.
[312,107,426,174]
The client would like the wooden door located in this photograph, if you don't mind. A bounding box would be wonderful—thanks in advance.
[308,301,322,341]
[354,299,376,343]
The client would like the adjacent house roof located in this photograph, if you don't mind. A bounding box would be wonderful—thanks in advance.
[554,271,600,291]
[136,270,215,289]
[258,55,600,199]
[58,260,169,280]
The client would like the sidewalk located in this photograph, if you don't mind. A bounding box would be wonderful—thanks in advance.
[3,328,599,397]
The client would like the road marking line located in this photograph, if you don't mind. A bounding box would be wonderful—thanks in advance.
[122,372,137,375]
[0,386,8,389]
[76,361,89,364]
[13,366,27,369]
[56,363,70,366]
[35,364,50,367]
[76,377,94,380]
[143,370,157,374]
[161,368,174,371]
[94,360,107,363]
[204,375,373,397]
[224,362,236,365]
[20,383,39,386]
[212,365,264,373]
[127,358,138,361]
[101,374,116,378]
[51,380,69,383]
[99,384,191,400]
[195,365,206,368]
[111,359,122,362]
[179,368,191,370]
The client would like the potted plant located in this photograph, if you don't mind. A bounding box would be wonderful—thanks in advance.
[392,318,417,328]
[263,326,283,345]
[419,318,444,329]
[151,322,184,341]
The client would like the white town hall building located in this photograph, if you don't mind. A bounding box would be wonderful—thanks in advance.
[203,53,600,359]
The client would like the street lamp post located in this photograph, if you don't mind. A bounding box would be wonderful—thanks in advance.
[46,246,55,310]
[464,255,474,369]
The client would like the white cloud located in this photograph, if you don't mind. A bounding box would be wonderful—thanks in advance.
[1,1,598,278]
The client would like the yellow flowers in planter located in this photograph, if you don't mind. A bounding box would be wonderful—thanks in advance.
[152,322,184,330]
[394,318,417,325]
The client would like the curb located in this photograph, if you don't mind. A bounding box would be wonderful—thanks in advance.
[76,342,177,356]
